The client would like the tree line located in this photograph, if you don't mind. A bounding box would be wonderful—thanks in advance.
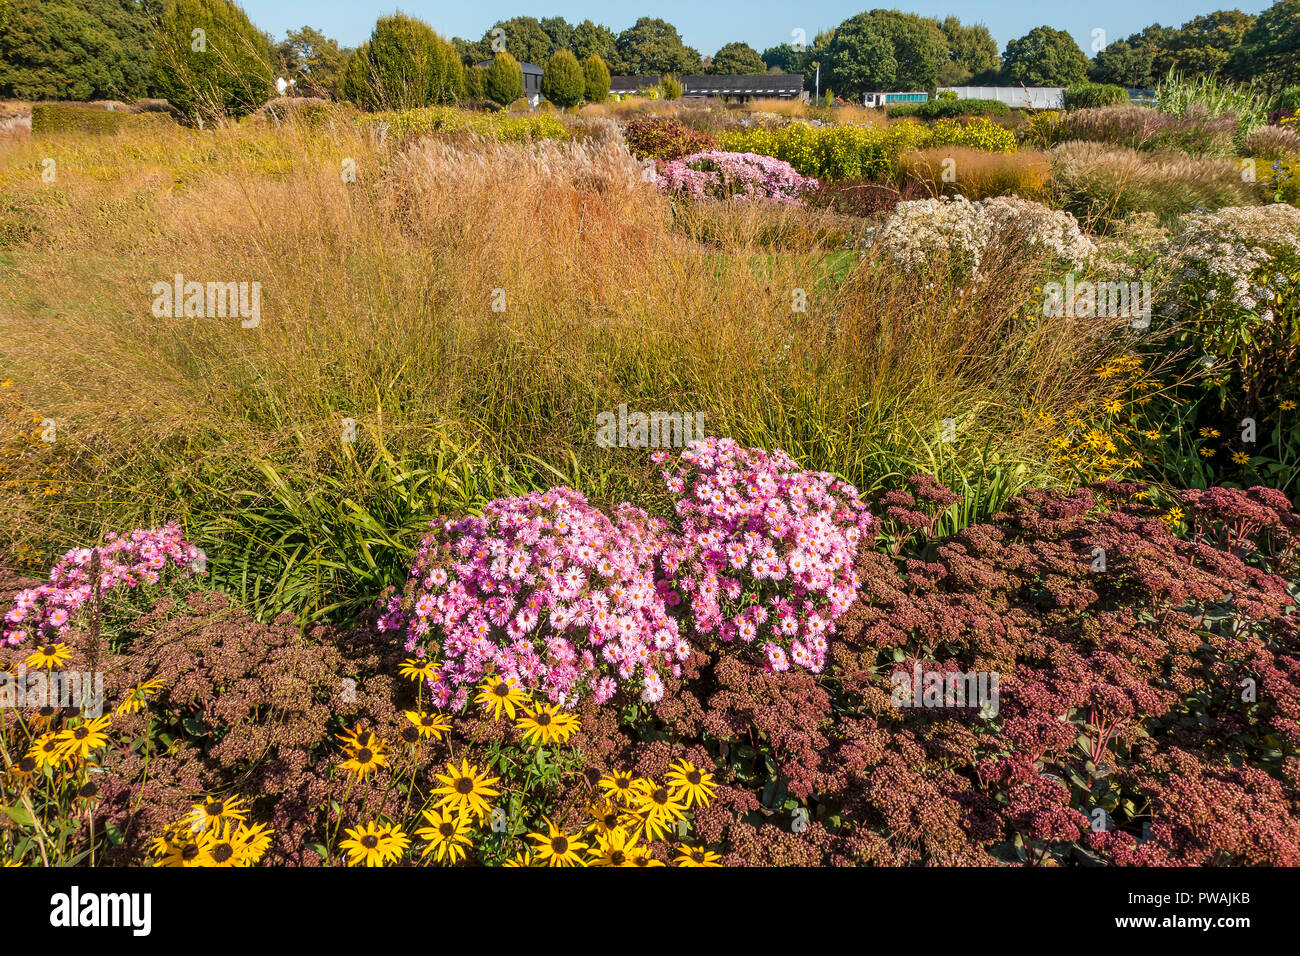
[1,1,1297,112]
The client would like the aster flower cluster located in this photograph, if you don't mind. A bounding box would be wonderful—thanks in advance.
[1166,203,1300,319]
[2,524,206,646]
[379,488,687,710]
[879,195,1096,276]
[653,150,819,205]
[652,437,873,675]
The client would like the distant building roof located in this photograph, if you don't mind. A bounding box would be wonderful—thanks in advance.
[475,60,543,75]
[608,74,804,97]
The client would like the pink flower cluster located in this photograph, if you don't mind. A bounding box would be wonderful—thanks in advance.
[652,438,873,674]
[379,488,687,711]
[2,524,207,646]
[654,150,818,205]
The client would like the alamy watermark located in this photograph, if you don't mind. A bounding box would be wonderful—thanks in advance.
[151,273,261,328]
[1042,277,1152,328]
[0,666,104,717]
[595,404,705,449]
[890,663,1000,718]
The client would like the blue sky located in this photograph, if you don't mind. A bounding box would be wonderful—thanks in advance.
[241,2,1274,57]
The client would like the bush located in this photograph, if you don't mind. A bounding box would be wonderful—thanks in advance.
[655,151,819,204]
[1030,105,1240,157]
[1049,141,1263,230]
[889,98,1011,120]
[897,147,1051,201]
[1244,123,1300,160]
[805,178,931,218]
[877,195,1096,277]
[30,102,174,135]
[370,106,568,143]
[719,118,1021,182]
[484,52,524,108]
[1063,82,1128,110]
[337,15,463,112]
[151,0,275,121]
[623,115,717,161]
[582,54,610,104]
[541,50,584,108]
[659,75,683,100]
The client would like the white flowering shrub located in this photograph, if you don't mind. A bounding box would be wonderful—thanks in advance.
[878,195,1097,276]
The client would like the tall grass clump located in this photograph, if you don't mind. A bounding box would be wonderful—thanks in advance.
[1155,69,1268,151]
[0,114,1140,621]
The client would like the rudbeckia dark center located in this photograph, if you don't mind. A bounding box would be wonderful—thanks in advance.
[439,823,455,837]
[356,748,373,763]
[456,778,474,794]
[653,787,669,804]
[610,851,626,865]
[552,837,569,854]
[212,843,234,863]
[687,771,702,785]
[361,835,378,849]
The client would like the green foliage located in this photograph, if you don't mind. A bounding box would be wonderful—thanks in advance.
[582,54,610,103]
[1156,68,1268,149]
[1063,82,1129,110]
[888,97,1010,119]
[275,26,348,99]
[659,74,684,100]
[0,0,153,101]
[940,16,1000,80]
[483,16,553,66]
[570,20,624,74]
[151,0,275,121]
[335,14,462,112]
[30,101,174,134]
[708,41,767,74]
[541,49,584,106]
[615,17,701,75]
[826,9,946,97]
[1231,0,1300,91]
[721,116,1013,181]
[483,52,524,108]
[1002,25,1089,86]
[464,64,486,100]
[1089,39,1157,89]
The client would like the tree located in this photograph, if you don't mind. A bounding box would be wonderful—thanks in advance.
[464,63,485,99]
[1156,11,1255,77]
[336,14,462,111]
[542,49,584,105]
[152,0,275,120]
[0,0,154,101]
[276,26,347,98]
[582,54,610,102]
[826,10,945,96]
[616,17,700,75]
[940,17,999,83]
[1230,0,1300,91]
[1001,25,1089,86]
[540,16,573,55]
[1089,39,1156,88]
[483,16,552,66]
[484,51,523,106]
[571,20,624,73]
[709,41,766,74]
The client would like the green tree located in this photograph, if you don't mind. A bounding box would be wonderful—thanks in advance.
[940,16,999,83]
[1001,25,1089,86]
[336,13,462,111]
[571,20,624,73]
[483,16,552,66]
[1089,38,1157,88]
[464,63,486,99]
[484,50,523,106]
[1157,10,1255,77]
[276,25,347,98]
[582,53,610,102]
[826,10,945,96]
[1230,0,1300,91]
[0,0,154,101]
[542,49,584,105]
[540,16,573,55]
[616,17,700,74]
[152,0,274,120]
[708,41,766,74]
